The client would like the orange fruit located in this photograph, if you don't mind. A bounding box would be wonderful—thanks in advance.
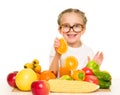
[64,56,78,70]
[39,70,56,81]
[57,38,68,54]
[71,70,85,80]
[59,66,71,77]
[36,72,41,80]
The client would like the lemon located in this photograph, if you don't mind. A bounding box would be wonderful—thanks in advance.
[15,68,38,91]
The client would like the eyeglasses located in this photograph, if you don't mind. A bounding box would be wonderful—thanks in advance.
[60,24,83,33]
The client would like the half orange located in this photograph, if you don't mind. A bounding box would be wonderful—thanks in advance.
[57,38,68,54]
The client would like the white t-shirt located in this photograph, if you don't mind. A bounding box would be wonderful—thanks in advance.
[49,43,94,69]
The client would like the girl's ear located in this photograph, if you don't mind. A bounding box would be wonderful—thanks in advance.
[58,27,62,34]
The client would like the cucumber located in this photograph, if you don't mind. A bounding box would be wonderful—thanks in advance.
[95,71,112,81]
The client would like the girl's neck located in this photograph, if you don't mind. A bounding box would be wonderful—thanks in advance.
[67,41,82,48]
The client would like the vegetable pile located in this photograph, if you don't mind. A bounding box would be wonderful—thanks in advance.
[86,60,112,89]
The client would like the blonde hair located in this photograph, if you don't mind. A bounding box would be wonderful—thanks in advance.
[57,8,87,26]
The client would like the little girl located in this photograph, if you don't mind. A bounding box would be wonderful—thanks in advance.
[49,8,103,77]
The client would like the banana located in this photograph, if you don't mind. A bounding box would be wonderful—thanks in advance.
[34,64,41,73]
[24,63,34,69]
[24,59,41,73]
[32,59,39,64]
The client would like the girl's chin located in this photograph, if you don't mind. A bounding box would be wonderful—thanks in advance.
[67,39,77,44]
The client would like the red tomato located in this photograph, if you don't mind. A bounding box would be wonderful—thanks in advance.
[84,75,99,85]
[82,67,94,75]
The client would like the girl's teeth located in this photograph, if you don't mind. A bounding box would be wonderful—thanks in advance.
[68,34,76,37]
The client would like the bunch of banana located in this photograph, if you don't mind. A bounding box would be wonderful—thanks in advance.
[24,59,41,73]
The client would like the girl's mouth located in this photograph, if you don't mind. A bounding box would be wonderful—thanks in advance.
[67,34,77,38]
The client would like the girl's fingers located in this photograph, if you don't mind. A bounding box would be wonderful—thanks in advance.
[87,56,91,62]
[54,38,60,47]
[93,51,104,65]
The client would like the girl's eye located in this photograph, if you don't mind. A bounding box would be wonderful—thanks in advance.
[74,24,80,28]
[63,24,70,28]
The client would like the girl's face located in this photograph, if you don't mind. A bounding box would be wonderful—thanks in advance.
[59,12,86,47]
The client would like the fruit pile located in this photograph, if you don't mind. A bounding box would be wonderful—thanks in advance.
[7,58,112,94]
[6,38,112,94]
[7,59,56,95]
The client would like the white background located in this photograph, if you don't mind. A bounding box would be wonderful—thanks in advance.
[0,0,120,81]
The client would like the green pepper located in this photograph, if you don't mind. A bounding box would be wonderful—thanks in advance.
[86,60,100,74]
[99,79,111,89]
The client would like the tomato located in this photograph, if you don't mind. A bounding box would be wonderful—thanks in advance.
[82,67,94,75]
[84,75,99,85]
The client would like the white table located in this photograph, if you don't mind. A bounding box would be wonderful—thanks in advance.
[1,78,120,95]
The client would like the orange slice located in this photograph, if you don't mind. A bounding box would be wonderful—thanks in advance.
[64,56,78,70]
[57,38,68,54]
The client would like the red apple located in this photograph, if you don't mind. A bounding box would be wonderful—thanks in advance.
[31,80,50,95]
[7,71,18,87]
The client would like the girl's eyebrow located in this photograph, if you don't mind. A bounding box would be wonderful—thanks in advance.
[61,23,83,26]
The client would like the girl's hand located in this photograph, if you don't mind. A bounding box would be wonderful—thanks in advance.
[54,37,61,55]
[54,37,68,55]
[93,51,104,65]
[88,51,104,65]
[54,37,60,49]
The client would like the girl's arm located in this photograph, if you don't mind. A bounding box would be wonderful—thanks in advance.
[49,53,61,76]
[49,37,61,76]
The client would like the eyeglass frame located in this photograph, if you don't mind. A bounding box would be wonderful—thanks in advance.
[59,23,84,33]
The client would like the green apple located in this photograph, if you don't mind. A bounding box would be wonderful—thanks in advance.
[86,61,100,74]
[60,75,72,80]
